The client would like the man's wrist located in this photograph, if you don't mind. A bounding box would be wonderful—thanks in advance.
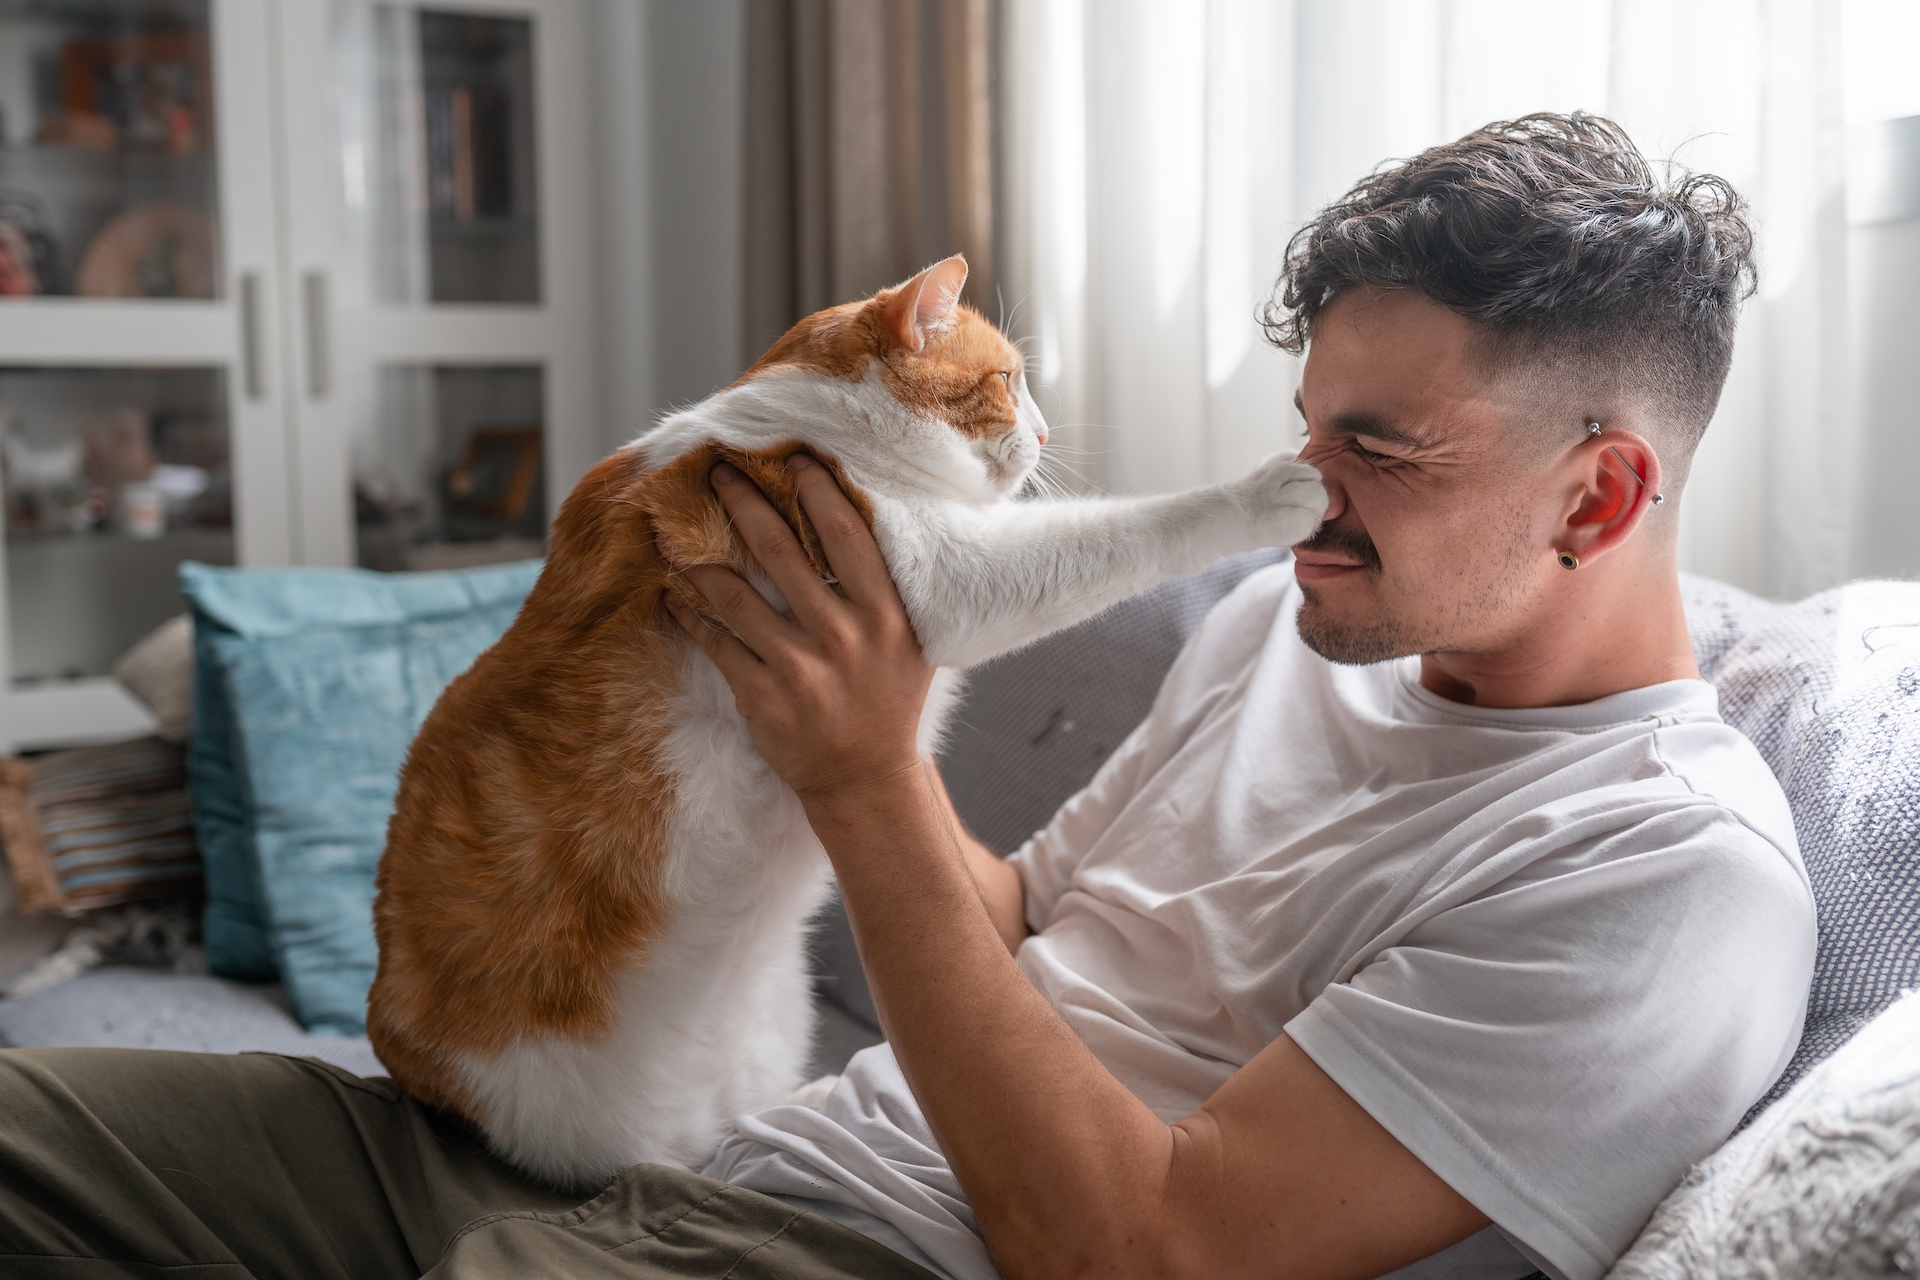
[799,760,954,867]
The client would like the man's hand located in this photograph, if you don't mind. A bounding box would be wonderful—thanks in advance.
[667,453,1029,949]
[665,454,934,808]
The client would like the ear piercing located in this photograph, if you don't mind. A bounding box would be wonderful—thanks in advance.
[1587,423,1664,505]
[1561,423,1662,567]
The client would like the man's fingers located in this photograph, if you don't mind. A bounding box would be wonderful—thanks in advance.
[678,563,804,662]
[786,454,899,614]
[664,591,767,688]
[709,462,846,632]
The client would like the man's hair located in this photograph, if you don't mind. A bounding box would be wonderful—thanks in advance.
[1263,112,1757,449]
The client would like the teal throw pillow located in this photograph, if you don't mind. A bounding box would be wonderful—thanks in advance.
[180,559,541,1029]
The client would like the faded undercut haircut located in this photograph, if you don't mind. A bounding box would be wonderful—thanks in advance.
[1263,112,1758,453]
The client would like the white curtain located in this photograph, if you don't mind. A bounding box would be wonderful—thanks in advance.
[999,0,1918,599]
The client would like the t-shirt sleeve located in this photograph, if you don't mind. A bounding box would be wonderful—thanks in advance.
[1008,564,1298,933]
[1285,803,1815,1280]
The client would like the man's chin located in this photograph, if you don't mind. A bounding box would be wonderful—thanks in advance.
[1295,585,1422,666]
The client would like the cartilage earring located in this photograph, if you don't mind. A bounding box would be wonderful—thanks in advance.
[1585,423,1664,506]
[1558,550,1579,570]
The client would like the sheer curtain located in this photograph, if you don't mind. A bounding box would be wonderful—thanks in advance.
[998,0,1919,599]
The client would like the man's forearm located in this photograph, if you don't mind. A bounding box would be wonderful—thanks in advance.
[804,774,1179,1279]
[920,761,1028,953]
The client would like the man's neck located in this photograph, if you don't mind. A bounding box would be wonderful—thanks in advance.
[1417,552,1700,709]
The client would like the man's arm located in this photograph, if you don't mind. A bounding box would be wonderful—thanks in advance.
[667,456,1489,1280]
[922,759,1028,954]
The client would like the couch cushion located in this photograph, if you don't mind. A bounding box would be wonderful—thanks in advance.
[940,547,1290,855]
[181,559,540,1029]
[1682,573,1920,1109]
[0,966,382,1077]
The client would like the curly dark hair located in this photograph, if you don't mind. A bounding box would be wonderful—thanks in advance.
[1263,112,1757,447]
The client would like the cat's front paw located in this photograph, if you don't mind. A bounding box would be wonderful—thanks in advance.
[1237,454,1328,548]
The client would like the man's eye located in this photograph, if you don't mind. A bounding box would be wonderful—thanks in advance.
[1352,440,1391,463]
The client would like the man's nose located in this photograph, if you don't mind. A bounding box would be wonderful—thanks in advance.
[1313,463,1346,523]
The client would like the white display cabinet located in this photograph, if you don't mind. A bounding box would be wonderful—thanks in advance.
[0,0,596,752]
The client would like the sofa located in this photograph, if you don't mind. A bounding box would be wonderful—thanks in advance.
[1,549,1916,1275]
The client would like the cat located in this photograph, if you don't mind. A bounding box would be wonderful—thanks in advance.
[365,254,1326,1188]
[2,897,202,1000]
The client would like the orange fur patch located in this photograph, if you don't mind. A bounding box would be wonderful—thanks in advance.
[366,440,871,1120]
[738,286,1026,442]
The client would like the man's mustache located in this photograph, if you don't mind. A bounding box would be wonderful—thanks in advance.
[1294,521,1382,572]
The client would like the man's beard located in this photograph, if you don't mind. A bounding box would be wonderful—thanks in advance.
[1292,522,1430,665]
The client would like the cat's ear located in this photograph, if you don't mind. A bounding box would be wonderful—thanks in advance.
[881,255,969,352]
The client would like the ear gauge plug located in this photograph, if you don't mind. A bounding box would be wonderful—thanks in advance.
[1585,423,1664,506]
[1558,550,1580,570]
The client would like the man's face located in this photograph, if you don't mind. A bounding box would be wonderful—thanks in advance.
[1291,289,1558,664]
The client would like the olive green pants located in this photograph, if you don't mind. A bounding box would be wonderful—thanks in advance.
[0,1048,937,1280]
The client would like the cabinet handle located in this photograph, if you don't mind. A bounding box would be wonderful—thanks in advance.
[303,270,332,400]
[239,271,265,401]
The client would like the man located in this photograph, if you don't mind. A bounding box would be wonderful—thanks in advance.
[0,114,1811,1280]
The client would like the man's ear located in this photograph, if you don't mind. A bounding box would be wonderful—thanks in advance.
[1562,430,1662,562]
[880,255,969,352]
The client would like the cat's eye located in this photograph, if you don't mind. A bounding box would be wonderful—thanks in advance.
[999,371,1014,390]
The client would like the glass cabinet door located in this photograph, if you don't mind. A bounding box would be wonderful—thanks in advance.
[0,0,292,751]
[275,0,596,572]
[0,0,219,301]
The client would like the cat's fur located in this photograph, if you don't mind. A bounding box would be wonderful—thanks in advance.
[366,256,1325,1187]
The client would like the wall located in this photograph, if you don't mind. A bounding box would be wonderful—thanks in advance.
[588,0,749,458]
[1846,115,1920,580]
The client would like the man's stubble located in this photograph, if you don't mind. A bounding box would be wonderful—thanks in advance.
[1293,507,1540,666]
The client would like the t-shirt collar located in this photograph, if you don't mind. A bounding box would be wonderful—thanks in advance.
[1389,658,1721,731]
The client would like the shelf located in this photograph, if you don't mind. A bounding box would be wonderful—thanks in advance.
[0,678,156,755]
[0,302,235,363]
[0,146,217,186]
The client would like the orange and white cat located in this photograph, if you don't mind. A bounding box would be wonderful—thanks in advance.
[366,255,1325,1187]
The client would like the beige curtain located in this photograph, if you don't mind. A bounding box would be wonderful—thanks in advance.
[997,0,1914,597]
[744,0,996,357]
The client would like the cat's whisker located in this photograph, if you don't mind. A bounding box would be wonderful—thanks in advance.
[997,289,1035,338]
[1030,449,1114,498]
[1025,452,1105,499]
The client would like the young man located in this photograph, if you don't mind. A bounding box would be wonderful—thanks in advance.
[0,114,1811,1280]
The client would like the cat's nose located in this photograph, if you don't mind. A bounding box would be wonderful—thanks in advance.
[1034,423,1049,446]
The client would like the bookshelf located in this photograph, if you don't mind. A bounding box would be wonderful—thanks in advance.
[0,0,596,752]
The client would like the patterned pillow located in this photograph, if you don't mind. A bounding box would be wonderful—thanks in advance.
[1681,573,1920,1110]
[1606,990,1920,1279]
[0,737,200,915]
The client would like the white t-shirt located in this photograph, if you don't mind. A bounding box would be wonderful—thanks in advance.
[704,565,1816,1280]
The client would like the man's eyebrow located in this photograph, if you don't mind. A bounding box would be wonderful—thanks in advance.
[1292,390,1425,448]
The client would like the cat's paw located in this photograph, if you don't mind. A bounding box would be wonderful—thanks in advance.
[1236,454,1327,548]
